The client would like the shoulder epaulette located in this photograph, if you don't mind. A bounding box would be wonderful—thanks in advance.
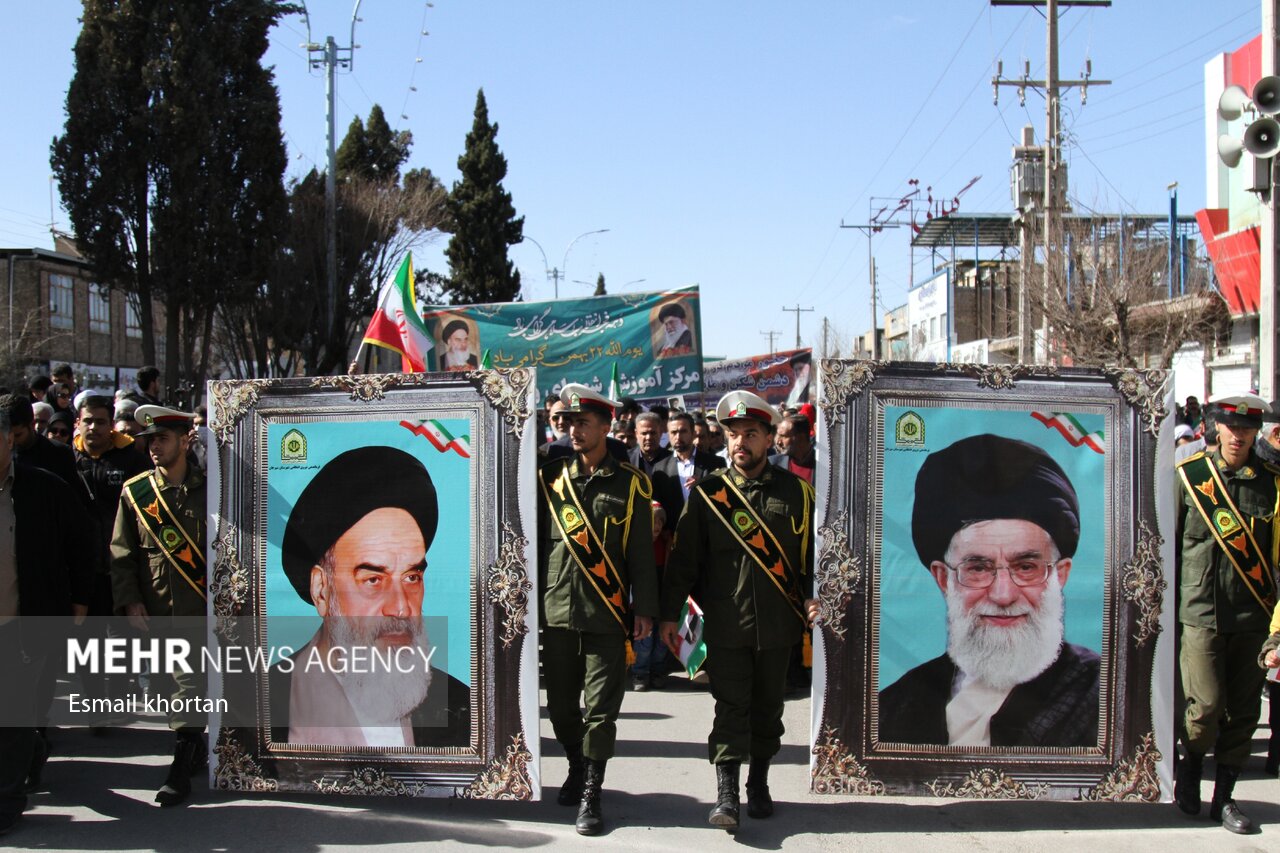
[537,455,568,479]
[617,462,653,499]
[1262,460,1280,477]
[122,469,154,488]
[1175,450,1205,468]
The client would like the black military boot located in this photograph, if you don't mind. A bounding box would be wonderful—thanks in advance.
[745,757,773,818]
[155,732,204,807]
[1173,749,1203,816]
[1209,764,1255,834]
[575,759,607,836]
[558,742,586,806]
[708,761,741,832]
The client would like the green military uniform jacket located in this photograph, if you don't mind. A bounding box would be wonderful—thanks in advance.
[110,467,207,619]
[538,453,659,633]
[662,464,814,649]
[1176,447,1280,633]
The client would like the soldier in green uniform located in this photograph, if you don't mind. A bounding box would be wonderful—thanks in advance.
[660,390,818,833]
[1174,393,1279,835]
[110,405,207,807]
[538,383,658,836]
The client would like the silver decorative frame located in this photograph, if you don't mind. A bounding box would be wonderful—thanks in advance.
[206,370,539,799]
[811,361,1171,801]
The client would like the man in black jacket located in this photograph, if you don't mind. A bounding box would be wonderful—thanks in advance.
[73,395,149,719]
[0,406,94,836]
[2,394,91,507]
[650,411,725,534]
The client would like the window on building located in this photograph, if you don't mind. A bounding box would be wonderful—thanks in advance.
[89,283,110,334]
[126,298,142,339]
[49,273,74,329]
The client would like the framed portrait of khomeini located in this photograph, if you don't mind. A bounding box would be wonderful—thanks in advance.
[810,361,1175,801]
[205,369,539,799]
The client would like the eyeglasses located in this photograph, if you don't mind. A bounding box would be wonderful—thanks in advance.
[943,558,1057,589]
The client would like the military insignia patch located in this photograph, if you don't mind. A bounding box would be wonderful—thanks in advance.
[734,402,747,417]
[894,411,925,447]
[559,504,585,533]
[1213,507,1242,537]
[281,428,307,464]
[731,508,757,535]
[161,526,182,549]
[570,392,581,410]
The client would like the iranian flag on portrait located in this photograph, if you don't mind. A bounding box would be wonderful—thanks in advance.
[362,254,433,372]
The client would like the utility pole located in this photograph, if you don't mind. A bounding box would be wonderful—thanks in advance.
[761,330,780,354]
[782,304,814,351]
[842,217,903,360]
[993,0,1109,363]
[821,317,830,360]
[302,1,363,368]
[1264,0,1279,399]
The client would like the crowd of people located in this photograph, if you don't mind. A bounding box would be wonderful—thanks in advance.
[2,366,1279,841]
[1,365,210,835]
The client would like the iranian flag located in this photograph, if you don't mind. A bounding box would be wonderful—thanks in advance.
[674,597,708,676]
[362,254,432,372]
[1031,411,1105,454]
[400,419,472,458]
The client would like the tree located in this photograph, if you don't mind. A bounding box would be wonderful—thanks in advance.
[51,0,291,397]
[212,106,450,378]
[336,104,411,184]
[1038,216,1229,369]
[594,273,607,296]
[444,89,524,304]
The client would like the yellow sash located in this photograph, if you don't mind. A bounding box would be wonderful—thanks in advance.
[695,474,805,622]
[1177,454,1278,616]
[122,472,206,601]
[540,464,630,628]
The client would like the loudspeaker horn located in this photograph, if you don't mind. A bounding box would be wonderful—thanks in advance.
[1218,134,1244,168]
[1253,75,1280,115]
[1218,84,1251,121]
[1244,117,1280,158]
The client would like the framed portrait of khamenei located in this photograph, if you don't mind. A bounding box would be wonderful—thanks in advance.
[205,370,539,799]
[810,361,1176,801]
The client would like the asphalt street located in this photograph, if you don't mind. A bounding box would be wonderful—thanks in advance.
[9,673,1280,852]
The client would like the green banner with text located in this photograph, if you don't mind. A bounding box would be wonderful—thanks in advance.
[422,285,704,401]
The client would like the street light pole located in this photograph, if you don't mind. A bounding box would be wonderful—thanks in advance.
[558,229,610,299]
[522,230,610,299]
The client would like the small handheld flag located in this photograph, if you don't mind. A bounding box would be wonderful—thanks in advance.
[675,597,707,676]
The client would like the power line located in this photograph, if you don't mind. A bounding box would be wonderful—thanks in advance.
[760,330,781,354]
[782,304,814,349]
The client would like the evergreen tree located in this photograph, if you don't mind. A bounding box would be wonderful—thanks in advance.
[51,0,290,394]
[444,89,524,304]
[336,106,410,185]
[594,273,607,296]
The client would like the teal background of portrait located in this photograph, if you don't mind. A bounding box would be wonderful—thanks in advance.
[263,418,474,687]
[877,405,1106,692]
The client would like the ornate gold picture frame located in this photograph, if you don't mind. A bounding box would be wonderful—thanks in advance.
[205,370,539,799]
[812,361,1174,801]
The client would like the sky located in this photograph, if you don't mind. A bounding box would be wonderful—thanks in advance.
[0,1,1262,363]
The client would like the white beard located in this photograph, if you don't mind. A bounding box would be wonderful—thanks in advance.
[663,321,688,350]
[326,613,433,725]
[945,571,1064,691]
[443,349,470,367]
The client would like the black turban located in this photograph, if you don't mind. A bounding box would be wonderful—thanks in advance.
[281,446,439,603]
[658,302,686,322]
[910,434,1079,567]
[441,319,468,342]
